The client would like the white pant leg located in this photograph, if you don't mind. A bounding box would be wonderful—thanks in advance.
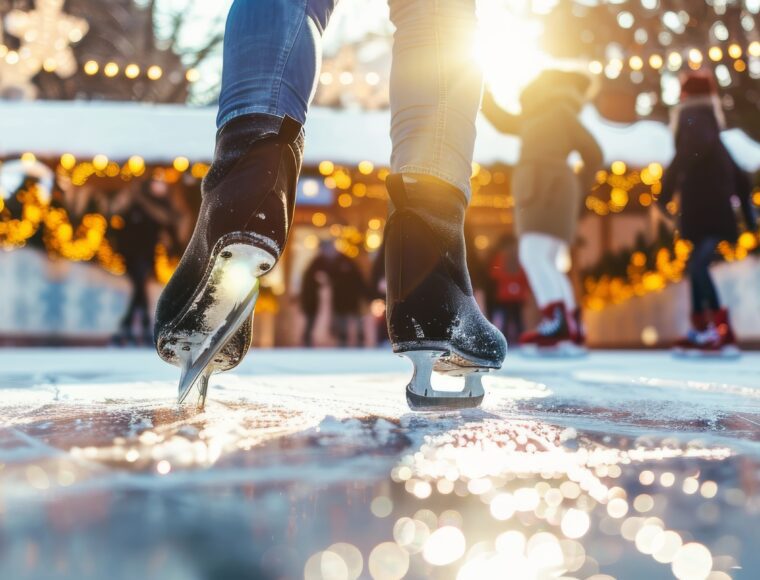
[554,242,577,311]
[519,233,565,308]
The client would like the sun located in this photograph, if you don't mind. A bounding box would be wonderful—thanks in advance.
[473,2,552,111]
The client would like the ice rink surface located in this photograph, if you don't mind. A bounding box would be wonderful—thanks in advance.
[0,348,759,580]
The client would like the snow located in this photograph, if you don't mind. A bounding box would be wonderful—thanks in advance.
[2,101,759,169]
[0,348,759,579]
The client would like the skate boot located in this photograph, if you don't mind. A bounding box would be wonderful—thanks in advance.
[519,301,584,357]
[154,114,303,407]
[673,308,740,358]
[384,174,507,411]
[570,307,588,351]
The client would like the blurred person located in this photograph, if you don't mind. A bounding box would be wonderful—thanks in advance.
[300,240,332,347]
[328,246,368,347]
[659,73,756,357]
[482,70,602,355]
[155,0,506,409]
[111,178,175,346]
[487,235,529,344]
[369,241,389,346]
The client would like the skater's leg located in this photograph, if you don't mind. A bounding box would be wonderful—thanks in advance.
[155,0,337,404]
[518,233,565,308]
[554,242,577,312]
[687,238,720,314]
[217,0,336,129]
[389,0,481,197]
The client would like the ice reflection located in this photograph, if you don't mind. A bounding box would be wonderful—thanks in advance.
[304,418,743,579]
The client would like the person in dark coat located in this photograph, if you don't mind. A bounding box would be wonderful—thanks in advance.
[300,241,332,347]
[659,73,756,355]
[328,249,368,347]
[112,178,175,345]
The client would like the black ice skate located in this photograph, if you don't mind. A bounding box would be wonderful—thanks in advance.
[154,115,303,407]
[384,174,507,411]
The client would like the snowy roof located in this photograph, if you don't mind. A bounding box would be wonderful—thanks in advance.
[1,100,759,171]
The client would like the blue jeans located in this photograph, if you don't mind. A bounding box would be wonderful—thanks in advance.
[217,0,481,197]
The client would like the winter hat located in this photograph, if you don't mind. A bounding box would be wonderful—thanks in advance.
[671,71,725,133]
[519,69,595,115]
[679,72,717,100]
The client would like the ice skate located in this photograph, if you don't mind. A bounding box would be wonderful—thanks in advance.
[673,309,741,359]
[154,115,303,407]
[519,301,586,358]
[384,175,507,412]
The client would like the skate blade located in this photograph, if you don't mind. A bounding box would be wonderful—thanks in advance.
[402,350,487,412]
[519,341,587,359]
[175,243,270,407]
[177,279,259,406]
[672,345,741,360]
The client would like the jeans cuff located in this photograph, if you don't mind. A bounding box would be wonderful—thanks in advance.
[217,107,287,132]
[397,164,472,200]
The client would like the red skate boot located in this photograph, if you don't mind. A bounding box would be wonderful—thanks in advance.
[673,308,740,358]
[519,302,585,357]
[570,307,587,350]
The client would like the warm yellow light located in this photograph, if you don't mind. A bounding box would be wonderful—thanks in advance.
[648,54,663,69]
[750,41,760,58]
[368,218,382,230]
[611,161,627,176]
[103,62,119,77]
[738,232,757,251]
[708,46,723,62]
[191,163,209,179]
[358,160,374,175]
[338,193,352,208]
[60,154,76,170]
[610,188,629,207]
[318,160,334,176]
[185,68,200,83]
[365,231,382,250]
[128,155,145,175]
[125,64,140,79]
[21,152,37,164]
[629,56,643,71]
[311,212,327,227]
[648,162,663,180]
[667,52,683,70]
[352,183,367,197]
[93,155,109,171]
[147,65,163,80]
[734,60,746,73]
[588,60,603,75]
[42,58,57,73]
[83,60,99,75]
[173,157,190,172]
[727,43,742,59]
[474,235,490,250]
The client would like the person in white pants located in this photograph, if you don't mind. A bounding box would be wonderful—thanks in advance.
[482,70,602,351]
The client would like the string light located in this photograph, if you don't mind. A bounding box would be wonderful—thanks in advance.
[147,65,163,80]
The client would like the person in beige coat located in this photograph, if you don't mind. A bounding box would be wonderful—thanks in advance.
[482,69,603,353]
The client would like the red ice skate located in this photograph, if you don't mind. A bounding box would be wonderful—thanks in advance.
[519,301,586,357]
[673,308,740,358]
